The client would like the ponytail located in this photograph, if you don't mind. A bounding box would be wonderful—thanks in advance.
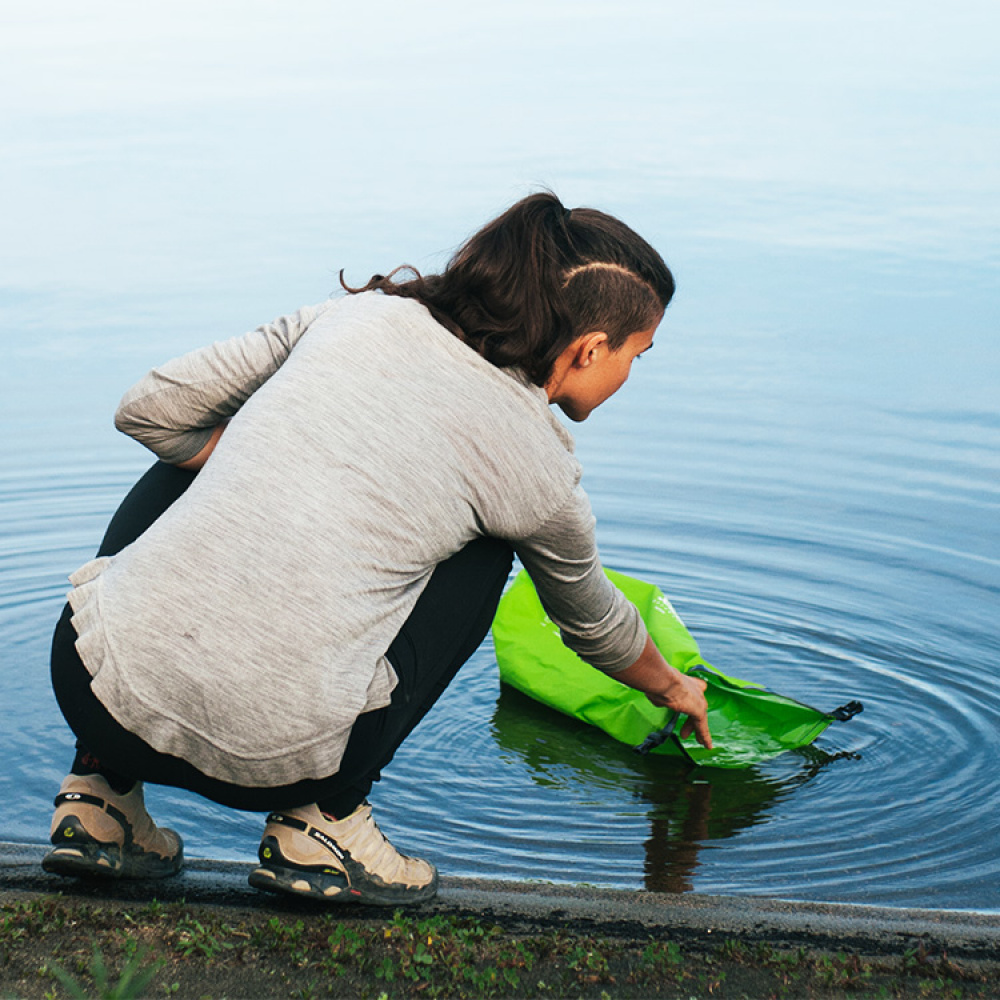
[341,192,674,387]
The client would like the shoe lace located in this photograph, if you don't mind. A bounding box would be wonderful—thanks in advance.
[123,786,156,845]
[351,806,408,882]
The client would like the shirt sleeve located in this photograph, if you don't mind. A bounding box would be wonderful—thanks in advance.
[114,301,332,464]
[513,485,649,673]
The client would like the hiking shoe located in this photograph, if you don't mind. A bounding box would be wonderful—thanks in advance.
[249,802,438,905]
[42,774,183,880]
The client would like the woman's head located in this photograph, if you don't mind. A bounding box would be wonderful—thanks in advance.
[342,191,674,390]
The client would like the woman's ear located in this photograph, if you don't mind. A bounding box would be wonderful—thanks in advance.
[546,331,610,405]
[575,331,609,368]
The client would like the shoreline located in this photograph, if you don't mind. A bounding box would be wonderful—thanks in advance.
[4,841,999,997]
[5,840,1000,954]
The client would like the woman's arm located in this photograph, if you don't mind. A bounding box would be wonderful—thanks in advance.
[515,486,712,748]
[115,300,333,464]
[613,636,712,747]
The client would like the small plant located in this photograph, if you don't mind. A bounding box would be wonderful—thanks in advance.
[566,941,614,985]
[329,923,367,957]
[642,938,682,968]
[903,944,930,972]
[715,937,752,963]
[373,955,398,982]
[498,939,536,973]
[320,922,370,977]
[640,938,685,985]
[0,913,27,944]
[173,915,232,961]
[47,942,163,1000]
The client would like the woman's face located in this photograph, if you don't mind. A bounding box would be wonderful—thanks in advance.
[549,323,658,422]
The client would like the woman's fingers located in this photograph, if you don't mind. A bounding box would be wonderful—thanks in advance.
[680,711,714,749]
[677,675,713,748]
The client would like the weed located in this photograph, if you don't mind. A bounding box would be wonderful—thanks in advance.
[7,892,999,1000]
[1,898,70,942]
[642,938,682,969]
[0,914,26,945]
[498,939,536,973]
[463,963,519,995]
[249,915,310,963]
[325,922,368,971]
[47,942,163,1000]
[173,915,232,961]
[566,940,614,986]
[715,937,751,963]
[374,955,398,982]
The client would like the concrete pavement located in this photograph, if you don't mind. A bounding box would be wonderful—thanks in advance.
[3,841,998,962]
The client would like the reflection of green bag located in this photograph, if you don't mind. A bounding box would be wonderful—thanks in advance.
[492,569,861,769]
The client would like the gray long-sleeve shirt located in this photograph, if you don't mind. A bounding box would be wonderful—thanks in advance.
[68,292,647,787]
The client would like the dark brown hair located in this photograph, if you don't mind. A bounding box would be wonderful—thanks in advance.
[341,191,675,387]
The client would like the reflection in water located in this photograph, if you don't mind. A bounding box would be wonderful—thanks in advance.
[645,782,710,893]
[1,1,998,910]
[491,687,855,893]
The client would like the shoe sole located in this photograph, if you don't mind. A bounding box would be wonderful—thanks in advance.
[44,804,183,880]
[249,862,438,906]
[42,842,183,880]
[249,863,354,901]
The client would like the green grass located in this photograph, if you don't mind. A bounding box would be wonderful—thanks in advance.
[0,894,994,999]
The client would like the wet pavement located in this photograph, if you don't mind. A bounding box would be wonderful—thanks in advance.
[3,841,999,962]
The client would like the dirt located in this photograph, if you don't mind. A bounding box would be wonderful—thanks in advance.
[3,885,999,999]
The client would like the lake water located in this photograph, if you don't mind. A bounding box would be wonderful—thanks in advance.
[1,1,998,909]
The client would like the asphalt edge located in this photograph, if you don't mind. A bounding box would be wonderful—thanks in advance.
[3,841,998,961]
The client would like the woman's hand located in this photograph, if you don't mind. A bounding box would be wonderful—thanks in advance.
[613,636,713,748]
[648,670,712,745]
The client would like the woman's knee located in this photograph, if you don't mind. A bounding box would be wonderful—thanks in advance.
[97,462,197,557]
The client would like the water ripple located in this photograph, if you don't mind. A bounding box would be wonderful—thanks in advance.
[3,414,999,906]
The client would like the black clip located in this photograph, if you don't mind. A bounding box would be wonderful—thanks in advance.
[830,700,864,722]
[634,712,680,755]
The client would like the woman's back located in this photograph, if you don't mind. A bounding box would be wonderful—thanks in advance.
[68,292,582,786]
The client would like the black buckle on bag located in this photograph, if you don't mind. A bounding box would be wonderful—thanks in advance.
[830,700,864,722]
[634,712,681,755]
[634,711,698,764]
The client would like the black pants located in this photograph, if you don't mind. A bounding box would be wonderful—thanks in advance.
[51,462,513,815]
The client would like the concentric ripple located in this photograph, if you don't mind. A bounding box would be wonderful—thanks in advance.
[372,393,1000,908]
[2,374,998,910]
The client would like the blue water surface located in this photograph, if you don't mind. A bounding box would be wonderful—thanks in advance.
[1,1,998,909]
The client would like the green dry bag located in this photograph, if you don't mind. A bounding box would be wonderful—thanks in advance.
[492,569,861,769]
